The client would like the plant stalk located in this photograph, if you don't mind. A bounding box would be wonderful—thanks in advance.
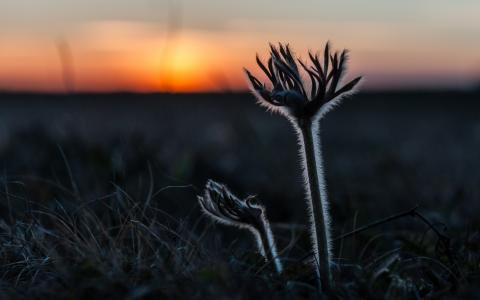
[257,219,283,274]
[299,119,332,293]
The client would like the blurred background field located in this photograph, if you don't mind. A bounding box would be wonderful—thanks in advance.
[0,91,479,299]
[1,91,479,224]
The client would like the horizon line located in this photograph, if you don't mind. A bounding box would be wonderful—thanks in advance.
[0,87,478,96]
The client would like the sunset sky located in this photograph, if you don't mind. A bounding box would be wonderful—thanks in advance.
[0,0,479,93]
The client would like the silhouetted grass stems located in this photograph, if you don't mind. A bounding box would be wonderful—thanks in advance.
[297,206,457,266]
[0,164,477,298]
[1,63,479,297]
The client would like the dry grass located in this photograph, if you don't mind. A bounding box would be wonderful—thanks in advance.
[0,92,479,299]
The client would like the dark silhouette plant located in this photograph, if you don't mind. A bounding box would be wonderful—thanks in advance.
[244,42,362,292]
[198,180,283,274]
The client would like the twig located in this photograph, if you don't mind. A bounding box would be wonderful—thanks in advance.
[332,205,419,242]
[301,205,457,271]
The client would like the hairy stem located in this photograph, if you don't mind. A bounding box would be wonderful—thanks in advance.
[257,219,283,274]
[299,118,332,292]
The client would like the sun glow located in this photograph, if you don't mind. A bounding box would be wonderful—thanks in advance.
[0,10,479,93]
[156,38,207,92]
[0,22,243,93]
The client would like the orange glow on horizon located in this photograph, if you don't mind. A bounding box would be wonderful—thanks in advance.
[0,20,478,93]
[0,24,246,93]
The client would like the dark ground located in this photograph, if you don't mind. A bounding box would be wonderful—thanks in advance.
[0,91,479,299]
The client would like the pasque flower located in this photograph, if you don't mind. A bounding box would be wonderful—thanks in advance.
[245,42,361,292]
[245,42,361,121]
[198,180,282,274]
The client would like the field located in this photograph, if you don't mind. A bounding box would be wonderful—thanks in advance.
[0,91,479,299]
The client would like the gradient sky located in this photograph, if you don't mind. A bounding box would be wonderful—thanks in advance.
[0,0,479,92]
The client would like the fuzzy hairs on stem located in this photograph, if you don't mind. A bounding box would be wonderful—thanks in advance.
[198,180,283,274]
[245,42,362,293]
